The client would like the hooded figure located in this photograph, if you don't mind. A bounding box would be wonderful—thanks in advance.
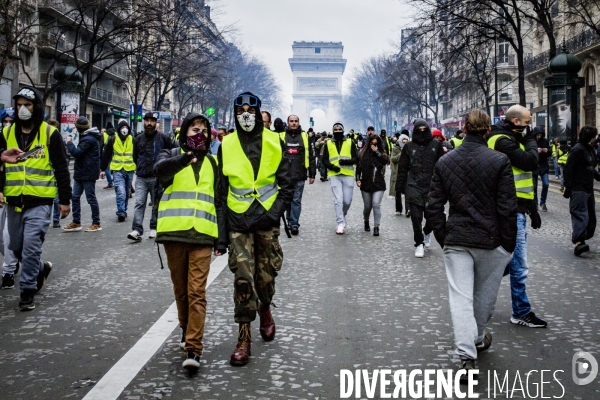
[272,117,285,133]
[68,116,102,181]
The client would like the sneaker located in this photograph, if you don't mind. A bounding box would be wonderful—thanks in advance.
[179,329,186,349]
[476,332,492,353]
[510,311,547,328]
[19,291,35,311]
[85,224,102,232]
[574,242,590,256]
[424,233,431,248]
[560,186,564,192]
[62,222,82,231]
[336,224,345,235]
[52,220,61,228]
[406,210,411,218]
[148,229,157,238]
[36,261,52,293]
[415,244,425,258]
[459,359,477,384]
[127,230,142,241]
[395,211,401,215]
[103,184,114,190]
[117,215,126,222]
[541,203,547,212]
[182,350,201,370]
[2,273,15,289]
[290,226,299,235]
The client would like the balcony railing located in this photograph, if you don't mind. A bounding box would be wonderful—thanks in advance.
[89,88,129,108]
[497,54,516,66]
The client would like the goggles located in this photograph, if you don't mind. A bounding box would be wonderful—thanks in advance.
[234,94,261,108]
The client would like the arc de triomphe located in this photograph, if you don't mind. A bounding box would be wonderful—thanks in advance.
[289,41,347,131]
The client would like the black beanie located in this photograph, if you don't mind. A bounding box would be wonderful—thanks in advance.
[75,116,90,132]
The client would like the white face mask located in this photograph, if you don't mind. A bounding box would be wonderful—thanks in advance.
[120,128,129,135]
[18,106,32,121]
[237,112,256,132]
[3,122,11,128]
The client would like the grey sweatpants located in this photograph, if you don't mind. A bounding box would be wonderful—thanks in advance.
[443,245,513,360]
[0,205,19,274]
[329,175,354,224]
[7,205,51,292]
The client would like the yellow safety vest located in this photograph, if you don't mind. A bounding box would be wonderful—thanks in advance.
[157,153,218,238]
[488,134,534,200]
[2,122,57,199]
[327,139,354,177]
[110,135,136,171]
[557,148,569,165]
[451,137,464,148]
[222,129,282,214]
[279,131,309,168]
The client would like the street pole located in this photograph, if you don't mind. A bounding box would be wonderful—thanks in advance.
[494,34,499,118]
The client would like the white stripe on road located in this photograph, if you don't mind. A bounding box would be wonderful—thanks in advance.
[83,254,229,400]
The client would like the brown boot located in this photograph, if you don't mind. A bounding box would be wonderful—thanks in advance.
[230,323,251,366]
[259,302,276,342]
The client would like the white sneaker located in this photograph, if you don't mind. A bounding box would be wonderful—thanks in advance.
[395,211,401,215]
[336,224,345,235]
[148,229,157,238]
[424,233,431,248]
[342,217,347,228]
[415,244,425,258]
[127,230,142,241]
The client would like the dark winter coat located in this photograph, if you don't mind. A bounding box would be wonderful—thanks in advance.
[133,129,174,178]
[67,127,102,181]
[281,129,316,181]
[356,136,390,193]
[426,134,518,253]
[395,121,445,206]
[533,128,550,175]
[564,141,600,194]
[488,120,538,214]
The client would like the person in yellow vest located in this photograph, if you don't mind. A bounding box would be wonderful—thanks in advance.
[488,104,547,328]
[449,129,464,149]
[278,115,316,235]
[380,129,392,155]
[102,122,115,189]
[217,92,292,367]
[100,120,136,222]
[153,112,227,371]
[0,86,72,311]
[321,122,358,234]
[556,139,570,191]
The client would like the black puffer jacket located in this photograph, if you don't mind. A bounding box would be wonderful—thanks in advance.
[133,129,174,178]
[356,135,389,193]
[426,134,518,252]
[67,127,102,181]
[395,119,445,206]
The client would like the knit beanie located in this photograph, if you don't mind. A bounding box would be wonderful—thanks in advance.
[75,116,90,133]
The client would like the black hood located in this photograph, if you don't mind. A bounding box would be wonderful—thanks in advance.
[412,119,432,145]
[532,126,545,138]
[116,120,132,138]
[179,112,211,153]
[13,86,45,133]
[233,92,264,136]
[273,118,285,133]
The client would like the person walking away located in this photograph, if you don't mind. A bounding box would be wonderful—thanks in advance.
[395,119,445,257]
[128,112,173,241]
[390,132,409,215]
[557,140,570,191]
[563,126,600,256]
[488,104,547,328]
[279,115,316,235]
[321,122,358,234]
[0,87,72,311]
[101,120,135,222]
[154,112,227,371]
[532,126,550,211]
[63,117,102,232]
[427,109,517,381]
[356,135,389,236]
[103,122,116,189]
[217,92,292,366]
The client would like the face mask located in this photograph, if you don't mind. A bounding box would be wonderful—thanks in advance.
[18,106,32,121]
[3,122,11,128]
[333,131,344,141]
[237,112,256,132]
[186,132,207,152]
[120,128,129,135]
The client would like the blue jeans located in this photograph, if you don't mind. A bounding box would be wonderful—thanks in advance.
[509,213,531,318]
[6,205,51,292]
[52,196,60,223]
[105,167,113,186]
[553,158,560,178]
[72,179,100,225]
[132,176,157,234]
[113,170,134,218]
[533,173,549,206]
[286,180,305,228]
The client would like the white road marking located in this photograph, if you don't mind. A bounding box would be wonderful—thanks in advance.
[83,254,229,400]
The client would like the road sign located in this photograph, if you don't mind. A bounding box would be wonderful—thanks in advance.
[493,117,502,124]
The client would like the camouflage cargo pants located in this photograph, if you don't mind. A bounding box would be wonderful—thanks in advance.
[228,227,283,323]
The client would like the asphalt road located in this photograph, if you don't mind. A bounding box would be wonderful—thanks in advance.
[0,172,599,399]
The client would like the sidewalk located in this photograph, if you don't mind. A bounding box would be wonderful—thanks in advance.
[548,174,600,194]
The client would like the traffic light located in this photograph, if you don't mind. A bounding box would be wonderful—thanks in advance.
[394,120,397,129]
[206,107,215,117]
[310,117,314,126]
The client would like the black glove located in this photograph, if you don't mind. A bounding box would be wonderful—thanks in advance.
[332,166,341,173]
[563,188,572,199]
[179,152,196,166]
[530,208,542,229]
[338,159,348,165]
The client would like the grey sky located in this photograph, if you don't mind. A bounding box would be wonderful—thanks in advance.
[211,0,413,115]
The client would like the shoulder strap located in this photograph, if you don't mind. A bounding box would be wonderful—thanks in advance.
[205,154,218,185]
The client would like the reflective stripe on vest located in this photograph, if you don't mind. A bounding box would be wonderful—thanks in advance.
[280,131,309,169]
[3,122,57,198]
[157,154,218,237]
[110,135,136,171]
[488,134,534,200]
[327,139,354,177]
[222,129,282,214]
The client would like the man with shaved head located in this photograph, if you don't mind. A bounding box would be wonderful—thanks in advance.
[488,104,547,328]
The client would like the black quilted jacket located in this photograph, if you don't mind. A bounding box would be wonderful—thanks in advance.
[426,134,518,252]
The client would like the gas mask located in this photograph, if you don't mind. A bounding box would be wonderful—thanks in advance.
[237,112,256,132]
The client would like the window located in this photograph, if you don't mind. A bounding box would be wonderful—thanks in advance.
[587,66,596,95]
[498,40,509,64]
[315,47,320,54]
[500,77,512,100]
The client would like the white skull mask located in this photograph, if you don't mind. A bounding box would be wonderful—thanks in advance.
[237,112,256,132]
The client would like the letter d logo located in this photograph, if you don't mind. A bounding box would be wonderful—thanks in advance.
[572,351,598,385]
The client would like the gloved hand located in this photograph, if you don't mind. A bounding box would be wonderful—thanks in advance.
[563,188,572,199]
[332,166,341,173]
[338,159,348,165]
[180,151,197,166]
[530,208,542,229]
